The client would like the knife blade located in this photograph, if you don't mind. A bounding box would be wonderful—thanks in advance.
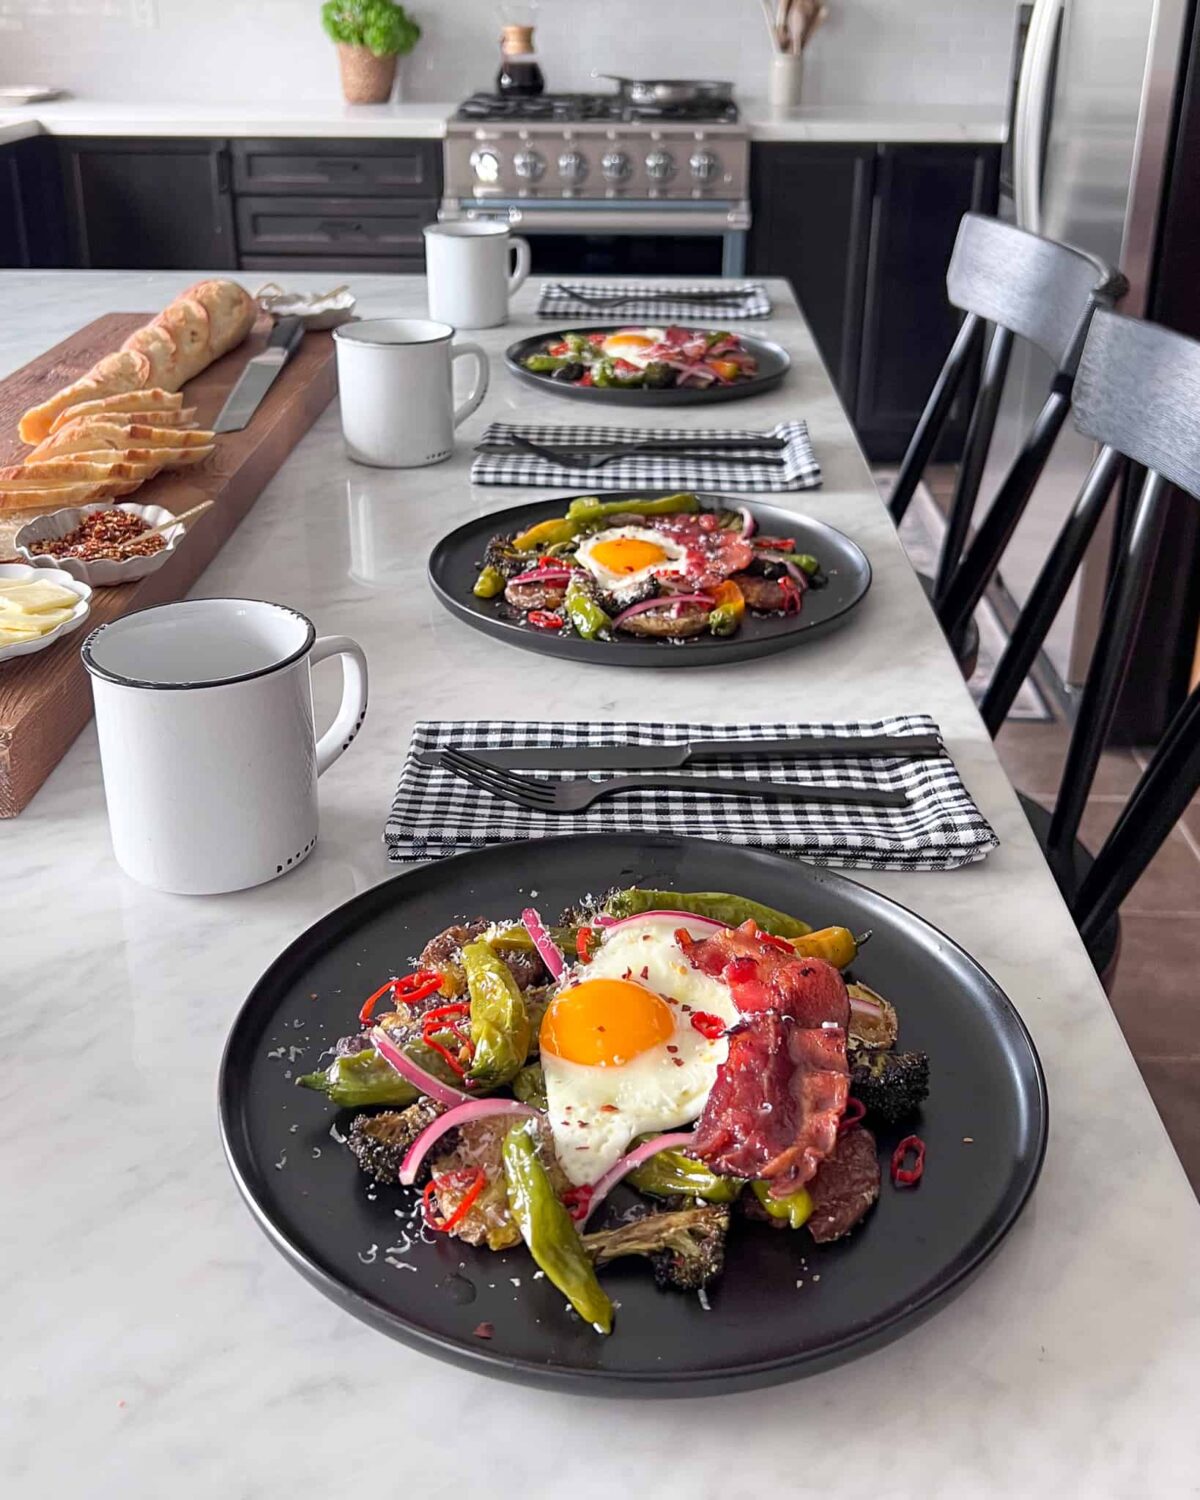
[213,316,306,433]
[474,436,788,455]
[415,735,945,772]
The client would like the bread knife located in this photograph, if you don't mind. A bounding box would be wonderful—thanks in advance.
[213,317,306,433]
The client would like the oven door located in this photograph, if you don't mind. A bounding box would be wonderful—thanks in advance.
[439,200,750,277]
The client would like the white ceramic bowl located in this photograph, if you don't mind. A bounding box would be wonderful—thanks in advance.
[15,502,184,586]
[0,562,92,665]
[254,282,357,331]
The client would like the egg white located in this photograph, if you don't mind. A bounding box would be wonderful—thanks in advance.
[574,526,689,600]
[600,328,667,369]
[541,916,739,1186]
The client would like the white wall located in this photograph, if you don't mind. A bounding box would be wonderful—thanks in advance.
[0,0,1018,109]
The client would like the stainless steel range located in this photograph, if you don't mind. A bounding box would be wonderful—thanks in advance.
[440,92,751,276]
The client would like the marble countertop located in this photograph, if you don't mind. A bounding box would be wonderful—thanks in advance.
[2,272,1196,1497]
[0,97,1006,145]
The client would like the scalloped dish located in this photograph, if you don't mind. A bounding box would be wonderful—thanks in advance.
[0,563,92,662]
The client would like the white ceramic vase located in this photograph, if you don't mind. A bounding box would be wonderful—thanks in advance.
[768,53,805,109]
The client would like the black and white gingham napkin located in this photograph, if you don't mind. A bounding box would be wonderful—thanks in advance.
[536,281,772,320]
[470,419,821,492]
[384,717,998,871]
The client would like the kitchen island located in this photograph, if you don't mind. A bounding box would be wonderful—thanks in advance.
[2,273,1198,1497]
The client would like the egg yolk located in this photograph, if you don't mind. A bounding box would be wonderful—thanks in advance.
[587,537,669,575]
[605,333,654,354]
[541,978,675,1066]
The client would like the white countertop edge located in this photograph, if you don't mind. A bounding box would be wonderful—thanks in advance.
[0,100,1008,146]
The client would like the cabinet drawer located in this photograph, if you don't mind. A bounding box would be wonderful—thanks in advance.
[235,196,436,258]
[232,138,441,197]
[240,253,428,274]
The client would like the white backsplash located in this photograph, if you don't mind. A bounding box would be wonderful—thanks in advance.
[0,0,1018,109]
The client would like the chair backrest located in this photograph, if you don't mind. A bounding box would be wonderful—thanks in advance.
[947,214,1124,375]
[977,309,1200,951]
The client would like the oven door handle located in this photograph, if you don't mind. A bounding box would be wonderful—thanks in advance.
[441,203,750,234]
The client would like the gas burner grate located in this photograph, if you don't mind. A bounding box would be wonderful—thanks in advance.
[454,92,739,125]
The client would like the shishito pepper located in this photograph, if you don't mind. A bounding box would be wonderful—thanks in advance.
[706,579,745,637]
[752,1179,814,1229]
[564,575,611,641]
[296,1037,464,1109]
[564,492,699,525]
[789,925,858,969]
[513,515,582,551]
[462,939,531,1089]
[604,888,812,938]
[626,1149,744,1204]
[502,1121,613,1334]
[473,564,506,599]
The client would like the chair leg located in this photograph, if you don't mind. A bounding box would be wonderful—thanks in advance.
[888,313,982,525]
[979,446,1124,736]
[936,388,1071,651]
[1076,682,1200,947]
[933,325,1014,602]
[1046,470,1171,877]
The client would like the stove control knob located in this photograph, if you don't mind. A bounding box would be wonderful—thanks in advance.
[513,148,547,182]
[645,149,677,182]
[557,149,589,183]
[601,149,633,183]
[689,149,721,184]
[470,148,501,185]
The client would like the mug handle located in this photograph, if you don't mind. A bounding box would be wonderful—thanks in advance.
[508,235,532,295]
[310,635,369,777]
[451,341,490,428]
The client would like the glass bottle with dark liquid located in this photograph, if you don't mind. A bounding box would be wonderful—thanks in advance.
[496,24,544,97]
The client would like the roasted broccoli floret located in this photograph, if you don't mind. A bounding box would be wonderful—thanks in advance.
[346,1098,444,1183]
[848,1048,930,1126]
[581,1205,729,1291]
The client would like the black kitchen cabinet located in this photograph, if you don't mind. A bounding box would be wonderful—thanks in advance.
[749,144,875,408]
[231,138,440,197]
[856,145,999,459]
[748,141,999,461]
[0,136,68,267]
[58,137,236,270]
[0,146,24,267]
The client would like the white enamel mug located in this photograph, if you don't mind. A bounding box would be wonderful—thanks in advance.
[424,221,532,329]
[333,317,489,468]
[81,598,368,895]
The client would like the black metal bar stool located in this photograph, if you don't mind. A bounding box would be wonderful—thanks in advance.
[972,309,1200,982]
[888,213,1124,674]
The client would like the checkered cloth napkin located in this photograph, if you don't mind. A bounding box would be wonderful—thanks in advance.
[384,717,999,870]
[536,281,772,320]
[470,419,821,492]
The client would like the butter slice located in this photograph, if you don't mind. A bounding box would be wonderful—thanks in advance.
[0,624,46,645]
[0,580,81,613]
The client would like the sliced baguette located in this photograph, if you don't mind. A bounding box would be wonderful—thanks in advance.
[10,455,166,483]
[17,350,153,445]
[85,408,198,430]
[29,422,215,461]
[0,480,143,511]
[47,389,184,432]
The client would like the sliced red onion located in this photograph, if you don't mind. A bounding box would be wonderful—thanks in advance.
[612,593,714,629]
[603,908,727,936]
[398,1098,539,1185]
[848,992,885,1022]
[738,506,757,539]
[521,906,566,981]
[593,913,618,928]
[370,1025,470,1110]
[580,1133,698,1226]
[509,566,574,586]
[782,560,810,591]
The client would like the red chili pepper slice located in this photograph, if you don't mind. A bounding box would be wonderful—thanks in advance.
[891,1134,926,1187]
[561,1185,593,1222]
[358,979,399,1026]
[527,610,564,630]
[753,536,799,551]
[537,555,573,570]
[576,925,597,964]
[420,1023,471,1078]
[674,926,697,954]
[690,1011,726,1040]
[422,1001,470,1026]
[838,1097,866,1135]
[423,1167,487,1231]
[579,370,595,386]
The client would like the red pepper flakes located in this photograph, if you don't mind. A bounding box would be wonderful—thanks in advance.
[690,1011,726,1041]
[890,1135,926,1187]
[639,965,649,980]
[423,1167,487,1231]
[528,610,564,630]
[473,1322,495,1339]
[838,1097,866,1135]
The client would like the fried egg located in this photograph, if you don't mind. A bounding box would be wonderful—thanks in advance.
[575,526,689,599]
[539,915,740,1186]
[600,328,667,368]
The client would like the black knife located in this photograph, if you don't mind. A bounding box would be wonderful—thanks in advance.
[474,436,787,455]
[415,735,945,772]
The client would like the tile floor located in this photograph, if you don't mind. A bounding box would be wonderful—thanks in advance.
[913,466,1200,1198]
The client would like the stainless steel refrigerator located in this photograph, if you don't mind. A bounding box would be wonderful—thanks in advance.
[985,0,1194,696]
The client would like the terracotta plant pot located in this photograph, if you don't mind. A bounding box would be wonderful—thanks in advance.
[336,44,398,104]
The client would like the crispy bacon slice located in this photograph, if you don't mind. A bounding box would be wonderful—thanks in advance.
[685,924,850,1196]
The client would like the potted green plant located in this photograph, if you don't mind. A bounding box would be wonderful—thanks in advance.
[321,0,421,104]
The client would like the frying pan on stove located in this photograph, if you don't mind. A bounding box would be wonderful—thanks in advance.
[596,74,735,108]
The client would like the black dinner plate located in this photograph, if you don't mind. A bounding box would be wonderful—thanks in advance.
[427,492,871,668]
[504,326,791,405]
[219,835,1047,1396]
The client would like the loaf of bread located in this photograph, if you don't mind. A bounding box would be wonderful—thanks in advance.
[17,279,256,444]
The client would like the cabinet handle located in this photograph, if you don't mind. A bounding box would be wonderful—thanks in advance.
[318,158,363,175]
[320,220,365,235]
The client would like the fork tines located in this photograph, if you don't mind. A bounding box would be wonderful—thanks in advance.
[435,748,556,809]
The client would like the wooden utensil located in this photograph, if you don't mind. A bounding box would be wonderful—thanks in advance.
[138,499,215,543]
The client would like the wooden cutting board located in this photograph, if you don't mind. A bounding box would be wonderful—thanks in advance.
[0,313,338,817]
